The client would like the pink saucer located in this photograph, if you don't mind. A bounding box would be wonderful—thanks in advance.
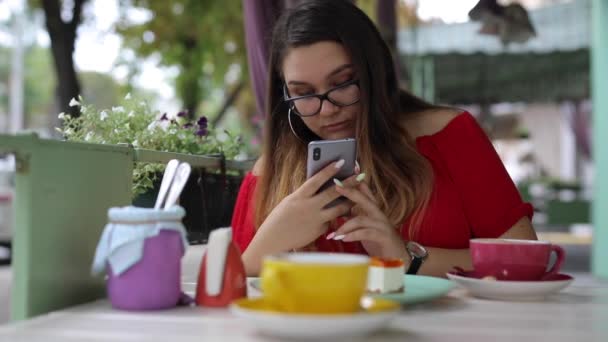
[446,268,574,301]
[449,267,573,282]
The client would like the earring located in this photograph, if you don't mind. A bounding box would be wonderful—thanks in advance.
[288,108,305,143]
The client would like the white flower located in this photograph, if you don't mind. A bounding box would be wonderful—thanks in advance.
[100,111,109,121]
[124,93,132,100]
[85,132,94,141]
[65,128,74,135]
[112,106,125,113]
[128,111,135,117]
[69,98,80,107]
[159,121,170,130]
[57,112,65,120]
[216,132,229,143]
[54,127,63,134]
[166,112,178,120]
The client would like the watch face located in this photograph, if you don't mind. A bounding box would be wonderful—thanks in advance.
[407,241,428,258]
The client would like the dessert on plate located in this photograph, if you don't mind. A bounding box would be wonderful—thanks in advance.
[366,257,405,294]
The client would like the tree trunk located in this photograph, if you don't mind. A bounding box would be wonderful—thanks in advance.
[42,0,86,118]
[376,0,410,88]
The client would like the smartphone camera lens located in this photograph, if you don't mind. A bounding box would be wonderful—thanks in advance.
[313,147,321,161]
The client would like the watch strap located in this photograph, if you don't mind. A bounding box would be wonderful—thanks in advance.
[406,256,423,275]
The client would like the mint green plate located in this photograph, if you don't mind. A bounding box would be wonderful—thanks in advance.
[372,275,454,305]
[248,275,453,305]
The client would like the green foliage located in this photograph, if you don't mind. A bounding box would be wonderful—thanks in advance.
[80,72,121,109]
[117,0,248,114]
[0,47,128,130]
[0,48,9,113]
[23,46,55,119]
[357,0,377,24]
[56,94,244,196]
[0,45,54,127]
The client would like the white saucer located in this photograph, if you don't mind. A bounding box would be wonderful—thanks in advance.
[446,271,574,301]
[230,296,399,339]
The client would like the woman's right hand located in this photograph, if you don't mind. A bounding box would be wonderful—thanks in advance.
[255,159,353,250]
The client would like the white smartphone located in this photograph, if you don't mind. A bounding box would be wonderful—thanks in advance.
[306,138,357,205]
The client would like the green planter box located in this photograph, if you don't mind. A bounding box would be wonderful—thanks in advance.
[0,134,254,320]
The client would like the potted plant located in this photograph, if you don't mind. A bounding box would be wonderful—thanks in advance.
[56,94,249,243]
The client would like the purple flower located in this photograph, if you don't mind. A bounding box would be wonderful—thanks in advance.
[195,128,208,137]
[197,116,208,128]
[177,110,188,118]
[160,113,168,121]
[183,123,193,128]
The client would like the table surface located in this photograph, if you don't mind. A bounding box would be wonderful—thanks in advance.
[1,246,607,342]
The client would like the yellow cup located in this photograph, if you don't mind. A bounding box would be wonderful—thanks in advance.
[260,252,370,314]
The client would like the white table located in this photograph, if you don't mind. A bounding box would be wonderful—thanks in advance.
[1,246,607,342]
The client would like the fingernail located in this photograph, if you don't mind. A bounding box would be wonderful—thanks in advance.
[335,159,345,169]
[333,234,345,240]
[326,232,336,240]
[333,178,344,187]
[355,160,360,173]
[356,173,366,182]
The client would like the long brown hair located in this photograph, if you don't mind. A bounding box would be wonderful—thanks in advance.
[254,0,435,239]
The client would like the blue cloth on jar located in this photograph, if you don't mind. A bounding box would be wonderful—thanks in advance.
[92,205,188,276]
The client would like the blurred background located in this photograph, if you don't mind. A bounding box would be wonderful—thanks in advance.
[0,0,596,308]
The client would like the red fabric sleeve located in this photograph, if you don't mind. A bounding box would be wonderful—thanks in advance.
[231,172,258,253]
[425,112,533,238]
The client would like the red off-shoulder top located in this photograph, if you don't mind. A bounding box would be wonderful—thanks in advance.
[231,112,533,254]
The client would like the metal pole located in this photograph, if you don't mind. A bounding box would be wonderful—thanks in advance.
[9,0,25,134]
[591,0,608,278]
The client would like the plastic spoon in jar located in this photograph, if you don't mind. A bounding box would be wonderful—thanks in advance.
[164,162,192,210]
[154,159,179,209]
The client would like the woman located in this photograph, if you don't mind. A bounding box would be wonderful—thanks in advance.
[232,0,537,277]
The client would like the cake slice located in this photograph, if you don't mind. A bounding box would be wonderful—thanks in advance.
[366,257,405,294]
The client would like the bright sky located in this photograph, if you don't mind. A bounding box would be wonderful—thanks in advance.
[415,0,480,23]
[0,0,482,104]
[73,0,175,99]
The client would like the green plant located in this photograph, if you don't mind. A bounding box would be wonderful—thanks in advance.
[56,94,245,196]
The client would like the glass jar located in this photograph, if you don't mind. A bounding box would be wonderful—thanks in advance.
[92,206,188,310]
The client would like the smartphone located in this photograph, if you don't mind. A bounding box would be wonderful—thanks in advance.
[306,138,356,206]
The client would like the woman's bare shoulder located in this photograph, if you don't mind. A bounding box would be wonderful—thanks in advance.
[252,155,265,176]
[401,107,464,140]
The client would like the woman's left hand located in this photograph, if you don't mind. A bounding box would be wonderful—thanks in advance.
[328,180,408,259]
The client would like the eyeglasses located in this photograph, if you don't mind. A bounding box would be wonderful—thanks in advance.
[283,79,360,117]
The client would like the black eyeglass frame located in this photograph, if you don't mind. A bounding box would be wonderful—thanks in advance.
[283,79,360,117]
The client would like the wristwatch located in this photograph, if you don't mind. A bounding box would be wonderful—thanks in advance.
[405,241,428,275]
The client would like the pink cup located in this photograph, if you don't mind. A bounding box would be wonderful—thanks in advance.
[469,239,565,281]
